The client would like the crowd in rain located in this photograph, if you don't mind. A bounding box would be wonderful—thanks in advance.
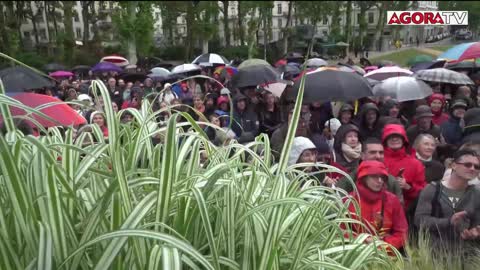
[3,50,480,257]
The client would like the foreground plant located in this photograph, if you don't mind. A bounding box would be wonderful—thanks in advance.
[0,60,402,269]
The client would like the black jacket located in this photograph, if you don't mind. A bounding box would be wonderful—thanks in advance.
[406,123,442,144]
[232,94,259,143]
[354,103,381,141]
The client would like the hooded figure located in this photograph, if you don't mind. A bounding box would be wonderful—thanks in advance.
[337,103,355,125]
[462,107,480,145]
[382,124,426,209]
[406,105,443,144]
[379,99,408,127]
[441,98,469,146]
[354,103,381,141]
[232,93,259,143]
[334,124,362,173]
[428,94,449,126]
[288,137,317,167]
[346,160,408,250]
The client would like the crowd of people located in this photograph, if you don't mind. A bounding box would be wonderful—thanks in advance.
[5,57,480,257]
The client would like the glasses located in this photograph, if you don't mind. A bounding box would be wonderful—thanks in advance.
[456,162,480,170]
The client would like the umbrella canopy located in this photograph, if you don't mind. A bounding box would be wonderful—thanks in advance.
[213,66,238,77]
[44,63,67,72]
[445,60,480,71]
[100,55,129,67]
[285,52,304,60]
[373,77,433,102]
[231,64,280,89]
[150,67,171,77]
[410,60,446,72]
[0,66,54,93]
[49,71,74,78]
[414,68,474,85]
[305,58,328,68]
[118,72,148,83]
[171,64,201,75]
[261,81,292,98]
[336,42,349,46]
[364,66,379,73]
[125,64,137,70]
[437,42,480,62]
[238,58,271,69]
[277,63,301,79]
[5,93,86,128]
[364,66,413,81]
[284,68,373,102]
[192,53,229,65]
[375,60,397,68]
[72,65,91,73]
[91,62,123,73]
[407,54,433,66]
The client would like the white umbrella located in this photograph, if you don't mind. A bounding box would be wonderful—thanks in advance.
[305,58,328,68]
[171,64,201,74]
[262,81,293,98]
[364,66,413,81]
[373,76,433,102]
[150,67,170,76]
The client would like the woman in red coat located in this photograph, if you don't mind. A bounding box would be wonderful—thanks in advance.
[346,160,408,250]
[382,124,426,210]
[428,93,449,126]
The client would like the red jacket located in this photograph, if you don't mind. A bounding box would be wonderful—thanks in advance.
[345,161,408,250]
[382,124,426,209]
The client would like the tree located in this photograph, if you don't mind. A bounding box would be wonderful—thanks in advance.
[372,1,388,51]
[329,1,344,43]
[355,1,376,49]
[345,1,352,48]
[62,1,75,65]
[24,1,41,48]
[237,1,245,45]
[113,1,154,64]
[156,1,182,46]
[439,2,480,36]
[194,1,220,54]
[282,1,293,55]
[220,1,230,47]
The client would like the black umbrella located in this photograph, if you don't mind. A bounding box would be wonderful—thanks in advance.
[118,72,148,83]
[72,65,91,73]
[0,66,55,93]
[44,63,67,72]
[445,61,480,73]
[284,69,373,103]
[277,64,301,79]
[231,64,280,89]
[410,60,446,72]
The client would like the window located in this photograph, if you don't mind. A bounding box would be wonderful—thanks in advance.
[156,12,160,20]
[273,31,277,41]
[23,31,31,38]
[74,13,79,22]
[39,29,47,40]
[76,28,82,39]
[323,30,328,36]
[277,18,282,28]
[277,4,282,15]
[368,12,374,24]
[323,17,328,25]
[357,13,361,24]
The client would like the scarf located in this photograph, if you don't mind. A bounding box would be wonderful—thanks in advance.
[341,143,362,162]
[416,152,432,162]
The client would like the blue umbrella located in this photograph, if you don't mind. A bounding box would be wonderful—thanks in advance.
[91,62,122,73]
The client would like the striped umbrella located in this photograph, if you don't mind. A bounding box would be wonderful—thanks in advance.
[192,53,229,65]
[100,55,129,67]
[414,68,474,85]
[437,42,480,62]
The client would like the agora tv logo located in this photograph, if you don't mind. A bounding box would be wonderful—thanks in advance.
[387,11,468,25]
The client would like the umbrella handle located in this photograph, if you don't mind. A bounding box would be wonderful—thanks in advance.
[354,100,359,115]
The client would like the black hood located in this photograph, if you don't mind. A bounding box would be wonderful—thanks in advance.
[355,103,380,128]
[334,123,360,152]
[379,99,399,116]
[339,103,354,114]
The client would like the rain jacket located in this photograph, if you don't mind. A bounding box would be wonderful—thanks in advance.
[337,103,354,124]
[346,161,408,250]
[288,137,316,166]
[310,102,333,133]
[379,99,409,127]
[441,114,464,146]
[232,93,259,143]
[334,124,362,173]
[414,181,480,250]
[354,103,381,141]
[382,124,427,209]
[428,94,450,126]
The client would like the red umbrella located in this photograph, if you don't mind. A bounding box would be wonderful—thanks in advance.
[5,93,86,128]
[100,55,129,67]
[49,70,74,78]
[275,59,287,68]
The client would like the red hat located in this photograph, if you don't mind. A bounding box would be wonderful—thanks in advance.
[217,95,229,106]
[356,160,388,182]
